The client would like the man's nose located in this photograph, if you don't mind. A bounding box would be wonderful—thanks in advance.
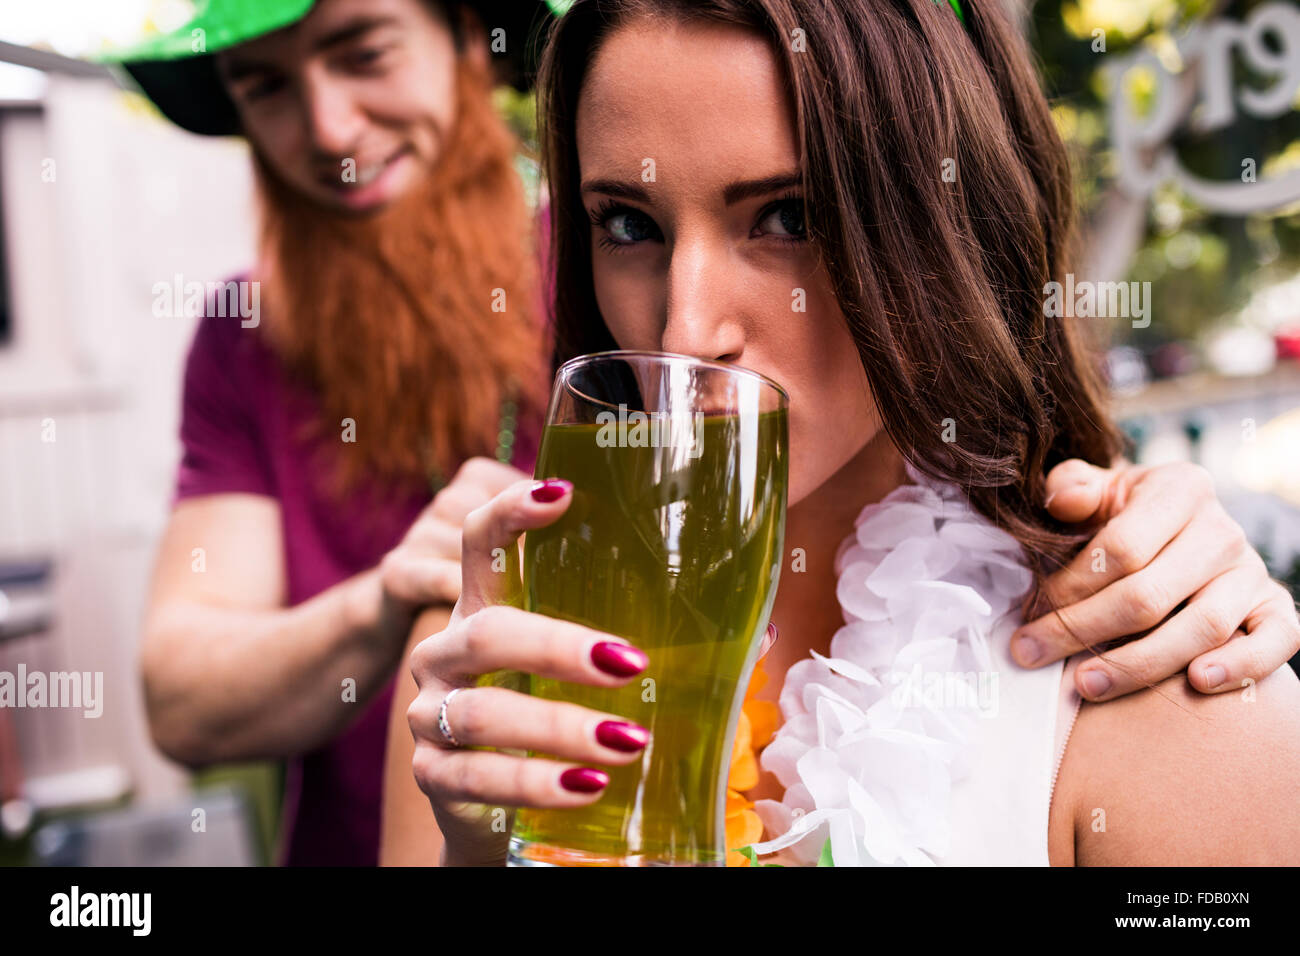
[660,236,746,365]
[299,73,366,158]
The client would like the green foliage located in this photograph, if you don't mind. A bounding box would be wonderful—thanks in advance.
[1031,0,1300,346]
[737,836,835,866]
[494,85,539,153]
[191,762,284,865]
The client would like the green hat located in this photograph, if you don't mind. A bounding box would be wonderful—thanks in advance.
[98,0,566,136]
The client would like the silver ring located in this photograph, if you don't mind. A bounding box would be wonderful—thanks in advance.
[437,687,466,749]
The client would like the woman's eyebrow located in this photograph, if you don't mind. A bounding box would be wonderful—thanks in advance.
[580,179,650,202]
[581,172,803,206]
[723,172,802,206]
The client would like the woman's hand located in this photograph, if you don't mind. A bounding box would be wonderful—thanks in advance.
[407,477,652,866]
[1013,459,1300,702]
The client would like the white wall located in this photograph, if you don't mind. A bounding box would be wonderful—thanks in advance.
[0,74,255,808]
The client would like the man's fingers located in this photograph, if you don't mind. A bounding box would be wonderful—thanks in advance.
[1188,583,1300,694]
[380,554,462,605]
[459,478,573,611]
[1028,467,1201,618]
[1069,567,1259,701]
[433,458,530,520]
[430,481,495,525]
[1013,513,1233,667]
[455,457,530,498]
[1043,458,1108,524]
[403,520,463,562]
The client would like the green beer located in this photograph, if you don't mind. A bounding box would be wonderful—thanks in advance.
[510,407,787,866]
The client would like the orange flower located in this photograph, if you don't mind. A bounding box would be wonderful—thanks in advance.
[725,656,781,866]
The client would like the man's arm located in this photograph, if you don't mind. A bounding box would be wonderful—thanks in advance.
[141,493,401,765]
[379,605,453,866]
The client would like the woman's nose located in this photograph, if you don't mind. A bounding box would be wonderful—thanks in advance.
[660,237,746,364]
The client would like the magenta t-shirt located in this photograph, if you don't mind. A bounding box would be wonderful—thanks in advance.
[174,306,540,866]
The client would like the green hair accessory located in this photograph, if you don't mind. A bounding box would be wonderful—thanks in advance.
[938,0,966,23]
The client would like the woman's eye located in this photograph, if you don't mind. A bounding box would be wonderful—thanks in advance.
[755,199,806,239]
[601,208,662,245]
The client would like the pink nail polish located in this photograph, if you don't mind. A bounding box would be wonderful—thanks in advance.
[530,479,572,503]
[591,641,648,677]
[596,720,649,752]
[560,767,608,793]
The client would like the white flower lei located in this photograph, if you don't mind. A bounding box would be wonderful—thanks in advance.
[748,464,1033,866]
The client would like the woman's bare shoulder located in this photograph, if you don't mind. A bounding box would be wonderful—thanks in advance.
[1050,663,1300,866]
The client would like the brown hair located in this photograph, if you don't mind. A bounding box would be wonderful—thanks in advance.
[537,0,1123,578]
[257,55,548,493]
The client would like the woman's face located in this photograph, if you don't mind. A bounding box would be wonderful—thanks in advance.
[576,18,880,505]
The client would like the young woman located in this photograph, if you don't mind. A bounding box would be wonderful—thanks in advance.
[402,0,1300,865]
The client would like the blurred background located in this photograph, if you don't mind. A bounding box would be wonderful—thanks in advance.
[0,0,1296,865]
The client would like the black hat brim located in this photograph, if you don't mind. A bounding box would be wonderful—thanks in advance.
[123,55,242,137]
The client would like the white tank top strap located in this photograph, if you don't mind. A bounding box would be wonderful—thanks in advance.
[1049,653,1085,807]
[935,614,1069,865]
